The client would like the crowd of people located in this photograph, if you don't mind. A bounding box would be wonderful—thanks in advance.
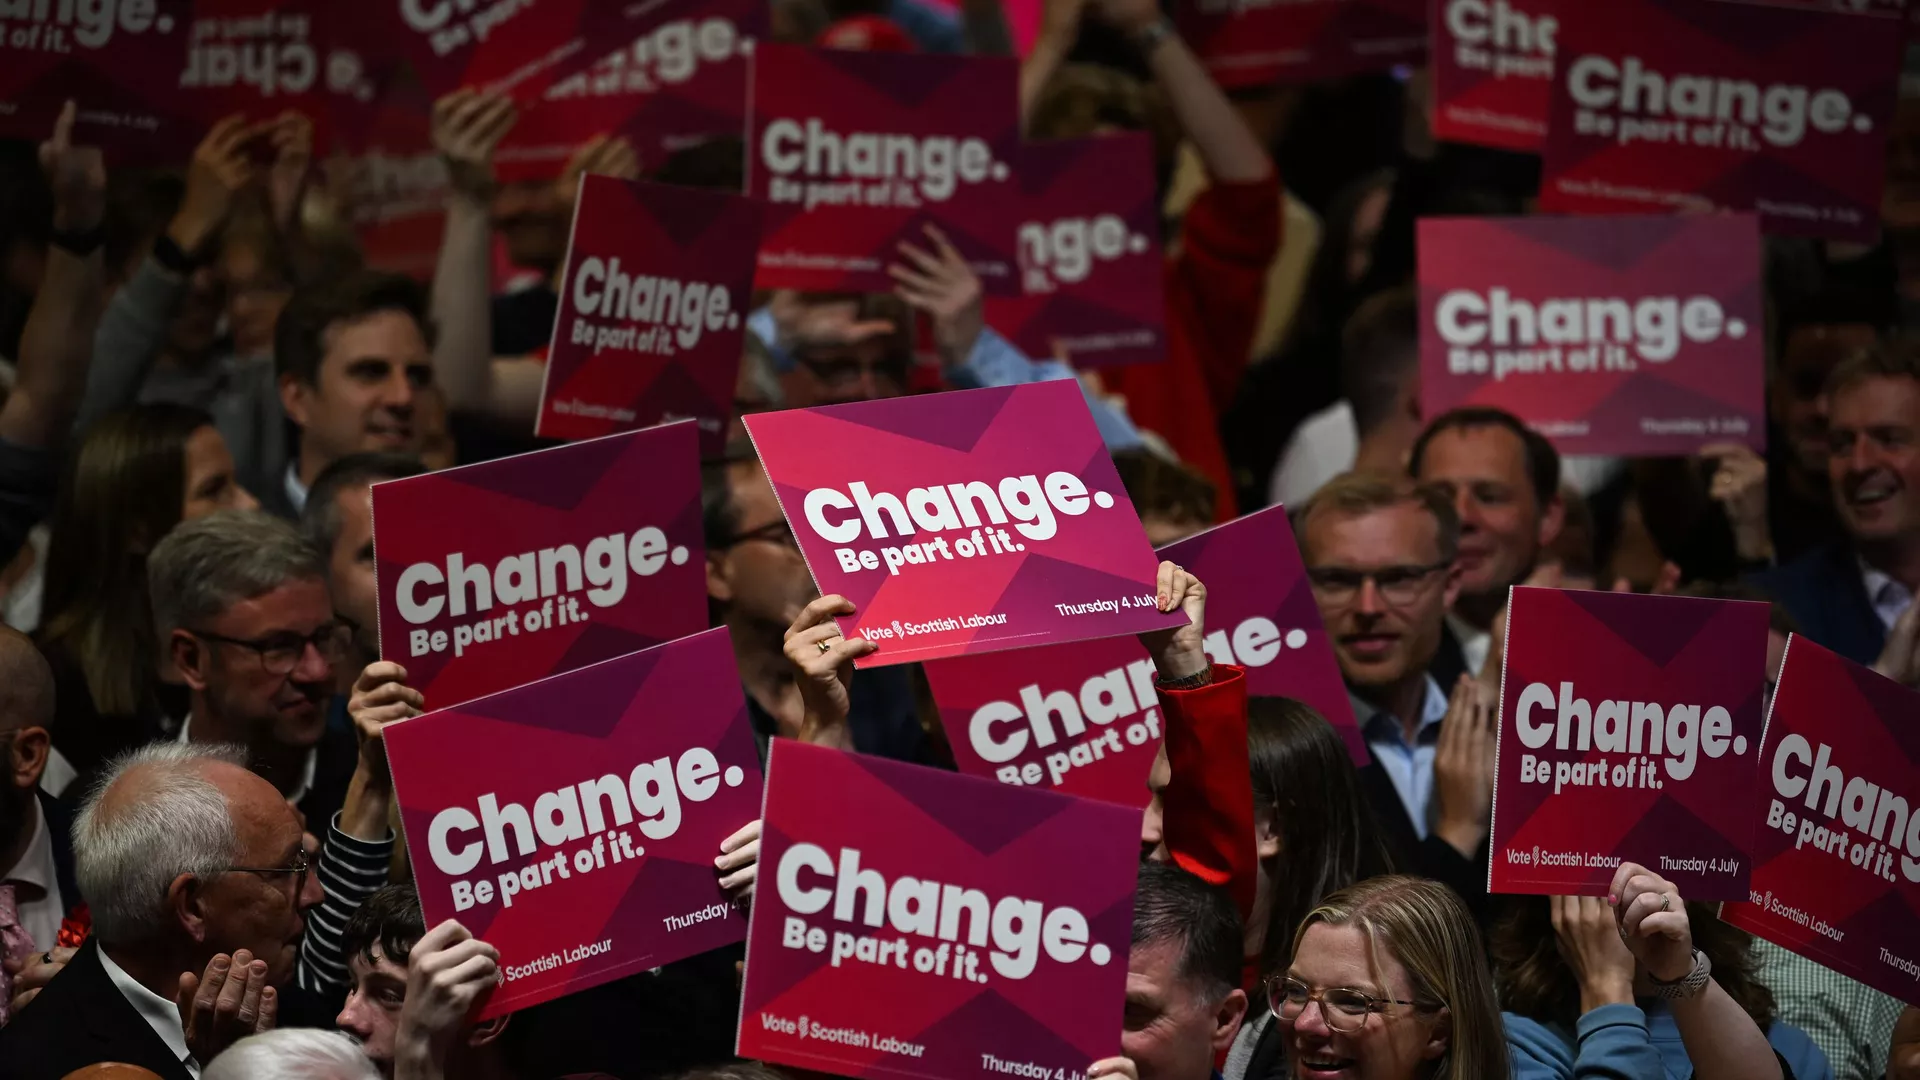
[0,0,1916,1078]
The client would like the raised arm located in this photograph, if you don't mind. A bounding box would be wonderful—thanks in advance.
[426,89,517,418]
[3,102,106,453]
[1020,0,1088,132]
[1091,0,1269,183]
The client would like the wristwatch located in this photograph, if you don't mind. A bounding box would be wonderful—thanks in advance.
[49,224,104,257]
[1155,664,1213,691]
[1648,948,1712,1000]
[1131,15,1177,55]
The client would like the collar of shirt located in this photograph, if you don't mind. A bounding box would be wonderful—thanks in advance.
[283,463,309,515]
[1352,677,1449,748]
[1859,557,1915,631]
[98,945,199,1078]
[1446,613,1493,679]
[177,713,318,808]
[1,798,63,951]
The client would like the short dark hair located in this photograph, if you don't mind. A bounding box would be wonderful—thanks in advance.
[1825,336,1920,402]
[1409,407,1560,509]
[1292,472,1462,566]
[274,270,434,386]
[1341,287,1420,437]
[701,439,761,550]
[1132,862,1242,1001]
[343,883,427,970]
[302,452,428,556]
[1113,450,1216,528]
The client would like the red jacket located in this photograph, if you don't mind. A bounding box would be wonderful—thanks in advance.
[1106,174,1283,522]
[1157,664,1257,924]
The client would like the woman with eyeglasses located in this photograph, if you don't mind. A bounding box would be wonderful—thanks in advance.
[1226,698,1398,1080]
[36,404,258,798]
[1497,861,1827,1080]
[1275,875,1508,1080]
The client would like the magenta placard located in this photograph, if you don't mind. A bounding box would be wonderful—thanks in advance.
[494,0,761,183]
[924,507,1362,806]
[742,382,1182,667]
[371,421,708,711]
[737,740,1138,1079]
[746,45,1021,295]
[1428,0,1557,152]
[1536,0,1901,242]
[1489,587,1769,899]
[324,76,448,280]
[1722,637,1920,1007]
[1418,214,1765,457]
[1176,0,1426,89]
[0,0,195,159]
[535,175,761,451]
[981,134,1166,370]
[173,0,383,153]
[355,0,643,103]
[386,628,761,1019]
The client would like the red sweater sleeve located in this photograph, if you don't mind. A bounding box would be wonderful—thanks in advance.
[1159,663,1257,925]
[1168,174,1282,418]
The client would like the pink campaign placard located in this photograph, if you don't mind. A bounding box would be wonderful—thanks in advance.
[737,740,1138,1080]
[742,382,1183,667]
[535,174,762,451]
[1428,0,1558,152]
[372,421,708,710]
[1490,587,1769,899]
[747,45,1021,295]
[356,0,643,103]
[1418,214,1766,457]
[1177,0,1426,89]
[1537,0,1902,242]
[982,134,1166,371]
[494,0,762,183]
[386,628,762,1019]
[0,0,194,159]
[923,506,1362,807]
[174,0,383,153]
[325,76,448,280]
[1722,637,1920,1006]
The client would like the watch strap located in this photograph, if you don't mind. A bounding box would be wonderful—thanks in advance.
[49,224,105,257]
[1155,664,1213,691]
[1649,948,1711,1000]
[153,233,206,276]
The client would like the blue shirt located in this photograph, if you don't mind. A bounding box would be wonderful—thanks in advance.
[1507,1001,1833,1080]
[1352,677,1448,840]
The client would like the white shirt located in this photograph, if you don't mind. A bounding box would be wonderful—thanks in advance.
[178,713,317,808]
[1268,401,1357,509]
[1354,677,1450,839]
[283,463,309,515]
[1448,613,1493,679]
[99,945,200,1078]
[1860,559,1915,632]
[1,799,65,952]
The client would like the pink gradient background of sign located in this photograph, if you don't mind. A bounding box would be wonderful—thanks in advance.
[0,0,195,159]
[386,628,762,1018]
[372,421,708,710]
[746,45,1022,295]
[743,382,1182,667]
[536,175,761,452]
[1537,0,1901,242]
[1427,0,1556,152]
[1177,0,1427,89]
[1418,214,1766,457]
[170,0,384,154]
[494,0,761,183]
[924,507,1363,806]
[1723,636,1920,1007]
[737,740,1138,1079]
[358,0,647,103]
[982,134,1166,371]
[1490,587,1769,899]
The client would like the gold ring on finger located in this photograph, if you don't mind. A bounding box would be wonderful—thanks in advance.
[816,640,833,654]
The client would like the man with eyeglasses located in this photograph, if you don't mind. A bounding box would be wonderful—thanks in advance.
[701,444,927,761]
[1293,473,1490,922]
[148,511,359,833]
[0,742,324,1078]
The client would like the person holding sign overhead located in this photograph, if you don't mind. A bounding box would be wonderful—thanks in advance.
[1498,862,1827,1080]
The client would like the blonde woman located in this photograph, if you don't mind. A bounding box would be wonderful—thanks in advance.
[1273,876,1509,1080]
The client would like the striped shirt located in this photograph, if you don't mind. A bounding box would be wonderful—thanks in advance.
[296,813,395,994]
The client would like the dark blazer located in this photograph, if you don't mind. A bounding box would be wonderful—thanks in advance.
[38,789,82,933]
[0,939,192,1080]
[1356,759,1491,930]
[1749,543,1887,666]
[292,697,362,837]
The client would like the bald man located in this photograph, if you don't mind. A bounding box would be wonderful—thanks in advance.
[0,743,323,1078]
[0,628,77,971]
